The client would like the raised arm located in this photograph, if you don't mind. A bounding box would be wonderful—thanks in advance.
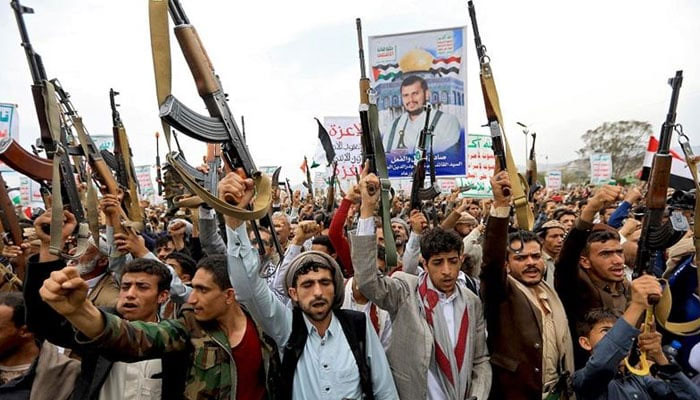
[554,185,622,298]
[218,172,293,348]
[479,171,511,305]
[402,210,428,275]
[352,169,410,314]
[328,195,355,276]
[198,206,227,255]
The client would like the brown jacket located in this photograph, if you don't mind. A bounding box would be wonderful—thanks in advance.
[88,273,119,308]
[480,216,574,400]
[554,218,630,367]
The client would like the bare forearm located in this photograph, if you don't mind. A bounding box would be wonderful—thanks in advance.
[65,302,105,338]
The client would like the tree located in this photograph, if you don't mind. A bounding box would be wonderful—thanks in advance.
[576,120,652,178]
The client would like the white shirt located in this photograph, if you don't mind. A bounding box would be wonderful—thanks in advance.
[342,277,393,350]
[357,217,460,400]
[383,109,461,153]
[98,359,162,400]
[85,272,107,295]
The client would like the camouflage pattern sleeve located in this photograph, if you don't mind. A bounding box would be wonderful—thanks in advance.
[76,310,190,362]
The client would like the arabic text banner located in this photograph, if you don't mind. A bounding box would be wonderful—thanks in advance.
[455,133,494,198]
[320,116,363,186]
[368,26,468,178]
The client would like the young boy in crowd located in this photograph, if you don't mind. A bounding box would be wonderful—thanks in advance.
[573,275,700,400]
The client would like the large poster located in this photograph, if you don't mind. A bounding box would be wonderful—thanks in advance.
[369,27,467,178]
[455,134,494,198]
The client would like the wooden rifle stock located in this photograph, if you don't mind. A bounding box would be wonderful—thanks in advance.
[0,139,52,182]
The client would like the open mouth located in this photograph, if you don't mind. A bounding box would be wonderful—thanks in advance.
[311,300,327,308]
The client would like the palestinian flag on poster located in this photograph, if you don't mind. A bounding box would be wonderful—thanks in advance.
[639,136,695,191]
[430,56,461,77]
[372,63,402,81]
[372,56,462,82]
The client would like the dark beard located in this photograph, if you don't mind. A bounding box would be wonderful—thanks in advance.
[408,107,423,117]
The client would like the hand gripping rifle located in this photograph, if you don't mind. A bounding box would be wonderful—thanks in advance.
[409,104,440,211]
[303,156,314,200]
[326,161,338,213]
[356,18,398,268]
[11,0,91,257]
[0,172,26,281]
[109,89,144,230]
[624,71,687,376]
[149,0,283,274]
[468,1,534,230]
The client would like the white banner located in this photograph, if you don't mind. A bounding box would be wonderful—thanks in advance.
[590,153,613,185]
[134,165,155,202]
[320,116,363,185]
[546,171,562,190]
[455,133,494,198]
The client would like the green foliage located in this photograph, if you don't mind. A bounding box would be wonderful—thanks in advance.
[577,120,652,178]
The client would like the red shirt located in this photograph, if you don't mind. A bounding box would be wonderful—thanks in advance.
[232,315,266,400]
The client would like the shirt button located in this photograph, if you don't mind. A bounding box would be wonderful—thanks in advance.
[323,364,328,369]
[535,367,540,373]
[534,343,541,349]
[325,387,330,392]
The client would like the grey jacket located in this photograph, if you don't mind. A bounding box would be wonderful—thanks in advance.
[352,233,491,400]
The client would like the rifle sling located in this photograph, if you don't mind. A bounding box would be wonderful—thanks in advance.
[368,100,397,269]
[42,81,90,259]
[480,63,534,230]
[656,143,700,335]
[167,153,272,220]
[150,0,271,220]
[149,0,172,150]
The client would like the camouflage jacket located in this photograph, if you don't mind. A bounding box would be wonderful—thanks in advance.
[80,305,280,400]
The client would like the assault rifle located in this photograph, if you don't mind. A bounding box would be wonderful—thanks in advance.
[303,156,314,200]
[0,172,25,280]
[12,0,91,256]
[634,71,686,281]
[518,122,538,188]
[468,1,533,230]
[356,18,377,182]
[355,17,397,268]
[409,104,440,211]
[326,161,338,213]
[625,71,686,376]
[109,89,143,229]
[150,0,283,273]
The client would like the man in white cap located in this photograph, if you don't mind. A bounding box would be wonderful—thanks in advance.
[220,171,398,400]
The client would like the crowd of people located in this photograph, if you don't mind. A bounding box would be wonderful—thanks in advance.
[0,163,700,400]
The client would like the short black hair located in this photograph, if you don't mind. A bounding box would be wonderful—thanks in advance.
[311,235,335,255]
[577,308,619,337]
[507,231,542,253]
[582,229,621,256]
[420,227,463,261]
[196,255,231,290]
[401,74,428,92]
[123,258,173,293]
[553,208,577,221]
[0,292,25,328]
[166,251,196,278]
[291,261,334,288]
[155,234,174,249]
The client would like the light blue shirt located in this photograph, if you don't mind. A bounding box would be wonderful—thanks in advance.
[226,223,398,400]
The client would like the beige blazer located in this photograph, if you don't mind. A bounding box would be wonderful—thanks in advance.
[352,234,491,400]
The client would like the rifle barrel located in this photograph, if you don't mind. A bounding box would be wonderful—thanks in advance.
[467,1,486,60]
[658,70,683,153]
[356,18,367,79]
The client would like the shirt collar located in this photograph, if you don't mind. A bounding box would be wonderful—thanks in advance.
[302,310,339,339]
[586,270,625,295]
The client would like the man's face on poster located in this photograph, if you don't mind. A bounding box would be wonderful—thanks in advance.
[401,81,428,116]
